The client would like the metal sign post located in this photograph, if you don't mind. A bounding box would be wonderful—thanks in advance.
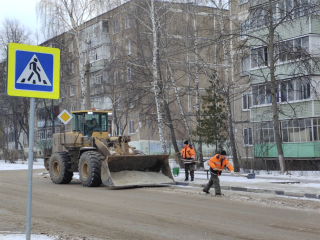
[6,43,60,240]
[26,97,35,240]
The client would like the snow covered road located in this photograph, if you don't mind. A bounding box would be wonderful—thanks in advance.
[0,165,320,240]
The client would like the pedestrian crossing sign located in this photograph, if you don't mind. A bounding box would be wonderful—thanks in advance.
[7,43,60,99]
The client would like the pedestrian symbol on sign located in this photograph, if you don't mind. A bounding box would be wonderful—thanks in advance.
[16,54,52,86]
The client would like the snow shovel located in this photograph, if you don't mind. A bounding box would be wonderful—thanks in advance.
[234,172,255,179]
[224,170,255,179]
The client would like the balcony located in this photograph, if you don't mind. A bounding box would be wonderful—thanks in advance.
[254,142,320,158]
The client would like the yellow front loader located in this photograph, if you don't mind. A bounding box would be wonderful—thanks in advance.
[45,110,174,187]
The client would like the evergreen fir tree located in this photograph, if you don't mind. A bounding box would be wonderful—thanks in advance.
[195,80,228,153]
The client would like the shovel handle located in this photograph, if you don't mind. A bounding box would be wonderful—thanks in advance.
[180,159,200,163]
[222,170,246,177]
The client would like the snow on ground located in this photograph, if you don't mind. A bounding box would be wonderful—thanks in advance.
[0,232,52,240]
[0,159,45,170]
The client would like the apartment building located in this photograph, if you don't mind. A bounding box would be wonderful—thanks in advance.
[231,0,320,170]
[36,0,227,156]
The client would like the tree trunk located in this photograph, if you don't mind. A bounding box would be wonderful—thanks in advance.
[217,0,239,171]
[193,4,203,166]
[157,56,180,162]
[151,0,166,154]
[74,35,88,109]
[165,57,192,168]
[268,0,285,173]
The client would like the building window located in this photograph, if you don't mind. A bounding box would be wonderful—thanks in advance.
[103,20,109,33]
[47,129,52,139]
[239,0,248,4]
[250,8,267,30]
[280,80,295,102]
[114,71,119,85]
[255,122,275,143]
[70,62,74,74]
[252,78,311,106]
[129,120,135,134]
[242,93,251,110]
[240,20,249,40]
[116,98,120,110]
[251,47,268,68]
[117,122,122,135]
[69,40,73,52]
[127,67,132,81]
[113,20,119,34]
[113,46,118,59]
[70,85,74,96]
[296,78,311,100]
[252,85,267,105]
[125,14,130,29]
[37,130,46,140]
[248,0,307,30]
[294,0,309,18]
[71,104,75,112]
[126,41,131,55]
[241,56,250,75]
[313,118,320,141]
[243,128,253,145]
[8,131,14,142]
[281,119,312,142]
[276,36,309,63]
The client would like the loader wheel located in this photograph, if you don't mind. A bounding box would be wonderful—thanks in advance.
[79,151,104,187]
[49,152,73,184]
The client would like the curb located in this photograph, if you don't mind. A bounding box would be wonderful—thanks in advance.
[176,182,320,200]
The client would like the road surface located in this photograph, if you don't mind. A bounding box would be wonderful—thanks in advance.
[0,169,320,240]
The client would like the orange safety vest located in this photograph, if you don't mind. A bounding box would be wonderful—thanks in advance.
[208,154,234,175]
[180,145,196,160]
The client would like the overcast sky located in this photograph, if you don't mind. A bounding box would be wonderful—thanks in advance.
[0,0,39,33]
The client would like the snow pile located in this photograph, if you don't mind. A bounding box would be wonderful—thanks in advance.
[111,170,174,186]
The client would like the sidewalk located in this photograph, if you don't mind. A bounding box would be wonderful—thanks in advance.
[172,169,320,200]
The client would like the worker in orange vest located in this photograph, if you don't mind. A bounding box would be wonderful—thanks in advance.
[180,140,196,181]
[203,150,234,195]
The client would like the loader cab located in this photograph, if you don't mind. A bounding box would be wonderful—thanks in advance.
[72,110,109,137]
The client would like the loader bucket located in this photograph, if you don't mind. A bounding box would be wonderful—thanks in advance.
[101,155,175,187]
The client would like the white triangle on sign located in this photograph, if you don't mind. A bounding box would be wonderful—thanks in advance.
[16,54,52,86]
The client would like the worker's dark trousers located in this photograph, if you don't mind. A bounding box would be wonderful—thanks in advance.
[184,163,195,180]
[203,173,221,194]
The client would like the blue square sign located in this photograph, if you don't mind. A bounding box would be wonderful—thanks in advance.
[15,50,54,92]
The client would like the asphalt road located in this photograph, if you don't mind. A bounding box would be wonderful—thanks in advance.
[1,169,320,240]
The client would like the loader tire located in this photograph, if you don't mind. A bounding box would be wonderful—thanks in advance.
[49,152,73,184]
[79,151,104,187]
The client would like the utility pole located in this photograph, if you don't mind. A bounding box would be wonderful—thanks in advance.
[51,99,55,135]
[85,41,91,110]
